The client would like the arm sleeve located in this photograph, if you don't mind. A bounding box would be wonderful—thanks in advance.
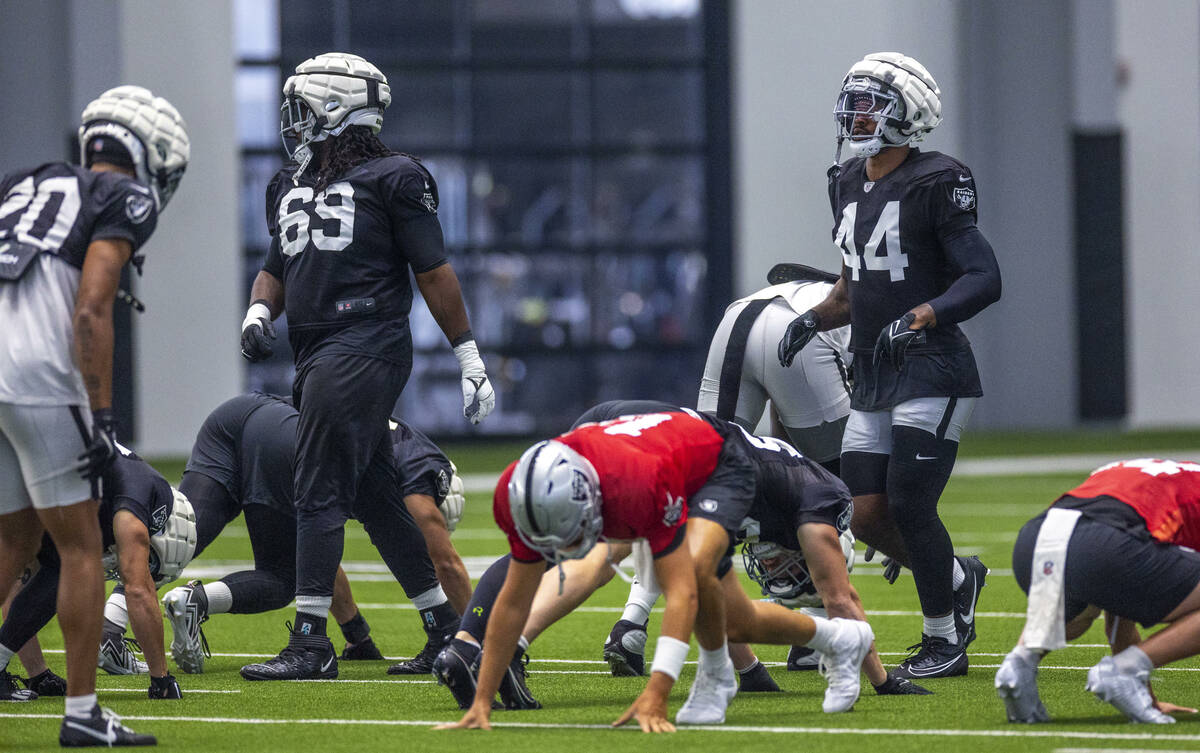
[91,180,158,252]
[386,161,447,273]
[262,174,285,277]
[926,224,1002,325]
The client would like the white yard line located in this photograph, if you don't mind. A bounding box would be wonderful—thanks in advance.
[5,713,1200,741]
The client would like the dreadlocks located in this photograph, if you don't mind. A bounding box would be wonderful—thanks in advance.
[311,126,398,191]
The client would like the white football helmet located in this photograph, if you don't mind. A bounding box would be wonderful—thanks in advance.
[281,52,392,177]
[835,52,941,158]
[149,487,198,587]
[508,440,603,563]
[79,85,190,209]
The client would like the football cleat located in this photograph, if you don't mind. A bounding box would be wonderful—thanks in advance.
[819,618,874,713]
[59,706,156,747]
[162,579,210,674]
[24,668,67,697]
[240,623,337,681]
[1,668,37,701]
[737,661,781,693]
[1085,656,1174,724]
[499,649,541,710]
[433,639,483,710]
[98,633,149,675]
[953,555,988,647]
[676,660,738,725]
[341,636,384,661]
[787,645,821,671]
[995,650,1049,723]
[893,634,968,679]
[873,670,932,695]
[386,632,449,675]
[602,619,647,677]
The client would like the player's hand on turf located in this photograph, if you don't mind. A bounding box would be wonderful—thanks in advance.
[777,309,822,367]
[240,300,276,362]
[873,311,926,371]
[613,692,675,733]
[148,674,182,699]
[76,408,117,482]
[433,704,492,731]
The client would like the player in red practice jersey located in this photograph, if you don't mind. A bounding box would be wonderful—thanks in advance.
[435,410,872,733]
[998,459,1200,724]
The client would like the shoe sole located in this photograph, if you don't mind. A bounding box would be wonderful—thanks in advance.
[239,666,338,681]
[386,662,434,675]
[602,646,644,677]
[893,652,968,679]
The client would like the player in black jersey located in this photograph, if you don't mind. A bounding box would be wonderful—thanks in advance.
[778,53,1001,679]
[238,53,493,681]
[0,85,187,746]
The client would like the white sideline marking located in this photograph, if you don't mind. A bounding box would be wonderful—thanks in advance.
[7,712,1200,741]
[99,688,240,694]
[1054,749,1200,753]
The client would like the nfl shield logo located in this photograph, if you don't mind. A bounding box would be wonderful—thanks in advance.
[953,186,976,211]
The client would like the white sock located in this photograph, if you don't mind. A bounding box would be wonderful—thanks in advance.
[734,657,759,674]
[0,644,15,669]
[205,581,234,614]
[518,635,530,652]
[698,641,730,673]
[411,585,448,611]
[295,594,331,618]
[621,581,658,625]
[458,635,480,648]
[103,592,129,629]
[1113,645,1152,676]
[65,694,97,720]
[952,558,965,590]
[805,615,839,654]
[1014,645,1044,665]
[923,614,958,644]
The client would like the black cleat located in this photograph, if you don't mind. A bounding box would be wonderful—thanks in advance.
[892,634,967,679]
[874,669,933,695]
[387,632,449,675]
[499,649,541,710]
[240,623,337,681]
[433,639,483,710]
[737,661,781,692]
[341,636,384,661]
[953,555,988,648]
[59,706,156,747]
[97,632,148,675]
[1,668,36,701]
[602,619,647,677]
[24,668,66,696]
[786,645,821,671]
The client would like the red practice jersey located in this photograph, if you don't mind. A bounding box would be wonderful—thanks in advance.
[1066,458,1200,549]
[493,411,726,562]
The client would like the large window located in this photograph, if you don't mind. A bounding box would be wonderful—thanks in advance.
[235,0,730,436]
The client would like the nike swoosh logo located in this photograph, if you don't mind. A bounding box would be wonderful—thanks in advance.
[63,720,115,743]
[962,580,980,624]
[904,655,963,676]
[958,174,973,182]
[915,454,937,461]
[321,655,335,672]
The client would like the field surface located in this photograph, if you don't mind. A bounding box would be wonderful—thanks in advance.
[5,430,1200,751]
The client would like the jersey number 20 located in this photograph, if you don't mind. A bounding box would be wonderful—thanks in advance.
[835,200,908,282]
[277,182,356,256]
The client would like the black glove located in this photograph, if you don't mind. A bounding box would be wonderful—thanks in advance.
[240,300,277,363]
[148,673,182,699]
[777,309,822,367]
[874,670,932,695]
[863,546,902,584]
[23,668,66,697]
[76,408,117,482]
[873,312,926,371]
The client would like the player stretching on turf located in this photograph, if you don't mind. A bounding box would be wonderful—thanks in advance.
[778,52,1000,679]
[238,53,493,681]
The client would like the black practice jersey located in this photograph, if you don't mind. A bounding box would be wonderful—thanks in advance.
[186,392,297,516]
[0,163,157,268]
[262,155,447,366]
[742,438,852,550]
[390,419,454,501]
[101,446,174,549]
[831,149,981,354]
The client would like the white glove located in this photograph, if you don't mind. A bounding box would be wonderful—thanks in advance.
[453,339,495,424]
[439,461,465,532]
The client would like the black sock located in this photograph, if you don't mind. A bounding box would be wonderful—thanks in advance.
[420,602,460,635]
[460,555,511,640]
[293,612,328,639]
[339,611,370,645]
[102,618,123,635]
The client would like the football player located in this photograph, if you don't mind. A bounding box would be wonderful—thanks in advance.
[0,446,193,706]
[0,85,187,746]
[777,52,1001,679]
[434,408,873,733]
[238,53,493,681]
[997,459,1200,724]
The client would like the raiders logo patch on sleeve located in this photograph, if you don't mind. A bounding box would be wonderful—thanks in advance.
[126,193,154,224]
[952,186,976,211]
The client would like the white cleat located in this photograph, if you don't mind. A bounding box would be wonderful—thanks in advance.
[995,650,1050,723]
[97,633,148,675]
[676,660,738,725]
[1085,656,1174,724]
[819,617,873,713]
[162,580,210,674]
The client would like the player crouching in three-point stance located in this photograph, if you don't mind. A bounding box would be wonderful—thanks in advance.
[435,409,873,733]
[997,459,1200,724]
[778,52,1000,679]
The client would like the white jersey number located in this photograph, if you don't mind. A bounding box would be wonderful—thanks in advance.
[836,200,907,282]
[0,176,82,252]
[735,424,802,459]
[1094,458,1200,477]
[277,182,356,257]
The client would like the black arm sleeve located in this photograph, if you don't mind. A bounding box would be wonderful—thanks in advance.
[926,225,1002,326]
